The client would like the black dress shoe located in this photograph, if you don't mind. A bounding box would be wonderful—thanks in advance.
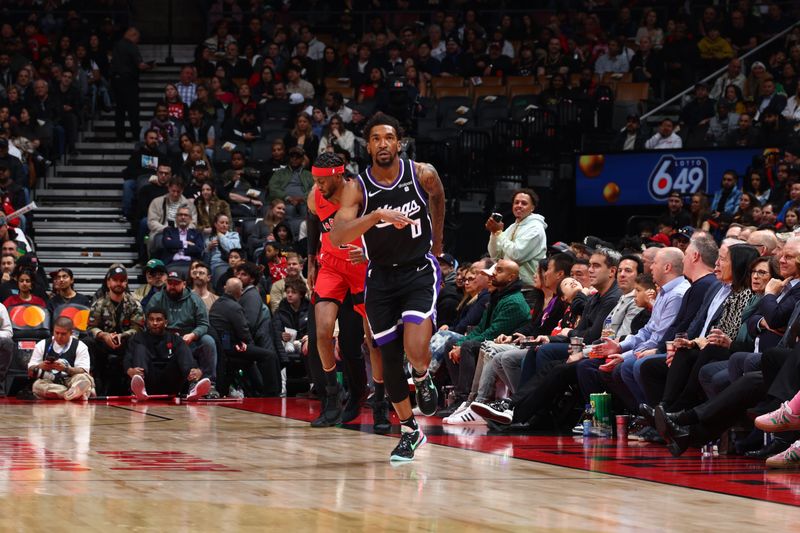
[745,437,792,459]
[639,403,656,427]
[746,397,781,420]
[655,404,690,457]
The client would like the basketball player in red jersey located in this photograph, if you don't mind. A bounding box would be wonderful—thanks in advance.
[306,152,390,431]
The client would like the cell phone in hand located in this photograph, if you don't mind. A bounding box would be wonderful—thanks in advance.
[491,213,503,222]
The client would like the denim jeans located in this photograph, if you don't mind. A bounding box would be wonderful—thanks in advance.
[429,329,464,372]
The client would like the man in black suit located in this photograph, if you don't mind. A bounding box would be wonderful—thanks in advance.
[209,277,280,396]
[755,78,787,121]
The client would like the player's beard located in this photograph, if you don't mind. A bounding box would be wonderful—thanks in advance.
[374,152,396,168]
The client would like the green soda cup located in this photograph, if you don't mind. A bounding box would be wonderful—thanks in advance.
[589,392,612,434]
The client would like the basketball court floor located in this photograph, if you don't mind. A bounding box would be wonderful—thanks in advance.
[2,397,800,532]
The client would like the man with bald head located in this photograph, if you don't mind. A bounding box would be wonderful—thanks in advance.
[641,246,659,274]
[748,230,779,256]
[445,259,531,410]
[586,247,691,410]
[208,277,280,396]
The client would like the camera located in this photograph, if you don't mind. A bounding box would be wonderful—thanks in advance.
[491,213,503,222]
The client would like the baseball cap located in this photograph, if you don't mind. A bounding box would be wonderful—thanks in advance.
[672,226,695,242]
[289,93,305,105]
[437,253,456,267]
[194,160,208,170]
[648,233,671,246]
[144,258,167,273]
[549,241,571,254]
[106,265,127,279]
[480,264,496,277]
[288,146,305,157]
[167,270,184,281]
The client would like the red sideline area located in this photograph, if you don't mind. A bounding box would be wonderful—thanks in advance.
[227,398,800,507]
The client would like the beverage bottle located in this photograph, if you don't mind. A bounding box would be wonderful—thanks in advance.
[582,403,594,437]
[602,315,615,339]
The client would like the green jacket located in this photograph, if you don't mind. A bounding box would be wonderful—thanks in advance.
[268,166,313,202]
[146,288,209,339]
[457,280,530,345]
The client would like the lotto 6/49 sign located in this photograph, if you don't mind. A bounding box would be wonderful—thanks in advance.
[648,155,708,201]
[575,148,769,206]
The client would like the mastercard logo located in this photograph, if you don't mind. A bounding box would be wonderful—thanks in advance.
[54,305,90,332]
[9,305,48,329]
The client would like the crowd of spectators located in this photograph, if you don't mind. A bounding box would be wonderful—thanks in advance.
[4,1,800,472]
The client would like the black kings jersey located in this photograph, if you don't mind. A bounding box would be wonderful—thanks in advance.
[357,158,433,266]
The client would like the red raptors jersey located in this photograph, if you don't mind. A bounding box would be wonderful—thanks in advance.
[315,187,362,262]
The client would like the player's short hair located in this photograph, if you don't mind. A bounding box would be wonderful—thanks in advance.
[364,112,402,139]
[314,152,344,169]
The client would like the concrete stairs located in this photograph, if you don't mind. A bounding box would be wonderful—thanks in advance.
[34,62,186,293]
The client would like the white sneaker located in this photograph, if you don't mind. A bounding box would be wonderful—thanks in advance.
[442,401,469,424]
[445,406,486,425]
[187,378,211,401]
[64,379,91,401]
[130,375,148,401]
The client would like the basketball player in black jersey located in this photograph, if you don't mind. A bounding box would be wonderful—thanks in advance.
[330,113,445,461]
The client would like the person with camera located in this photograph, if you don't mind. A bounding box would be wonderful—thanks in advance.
[485,188,547,291]
[28,316,94,401]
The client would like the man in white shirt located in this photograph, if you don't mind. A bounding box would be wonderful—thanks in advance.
[0,301,12,396]
[645,118,683,150]
[27,317,94,400]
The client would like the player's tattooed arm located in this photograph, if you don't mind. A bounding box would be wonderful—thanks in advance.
[415,162,445,256]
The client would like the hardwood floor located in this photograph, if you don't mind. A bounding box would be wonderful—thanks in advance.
[0,399,799,532]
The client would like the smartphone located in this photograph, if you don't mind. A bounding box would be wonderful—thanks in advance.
[491,213,503,222]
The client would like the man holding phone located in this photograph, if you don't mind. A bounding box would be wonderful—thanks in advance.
[306,152,388,431]
[28,317,94,400]
[485,188,547,291]
[86,265,144,396]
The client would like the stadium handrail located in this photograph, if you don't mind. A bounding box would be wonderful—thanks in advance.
[640,18,800,123]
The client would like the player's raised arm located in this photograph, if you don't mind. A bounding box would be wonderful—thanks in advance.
[330,180,414,246]
[416,162,446,256]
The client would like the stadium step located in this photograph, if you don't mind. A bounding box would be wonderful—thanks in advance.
[29,64,190,293]
[44,177,121,188]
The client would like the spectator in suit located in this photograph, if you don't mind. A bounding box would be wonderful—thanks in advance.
[161,205,204,276]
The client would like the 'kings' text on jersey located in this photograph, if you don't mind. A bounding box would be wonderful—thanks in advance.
[358,158,433,266]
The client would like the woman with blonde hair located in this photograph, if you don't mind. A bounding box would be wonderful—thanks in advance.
[284,111,319,156]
